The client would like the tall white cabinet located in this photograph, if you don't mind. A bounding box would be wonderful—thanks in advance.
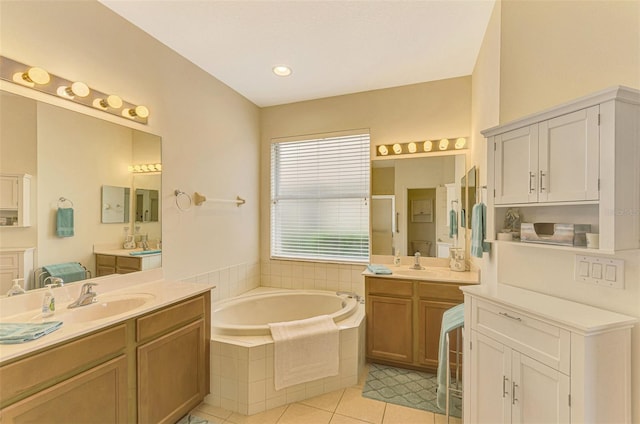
[462,284,636,424]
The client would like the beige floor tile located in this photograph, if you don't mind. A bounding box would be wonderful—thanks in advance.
[334,387,386,424]
[299,389,345,413]
[382,403,435,424]
[434,413,461,424]
[330,413,372,424]
[276,404,333,424]
[193,403,233,420]
[226,405,287,424]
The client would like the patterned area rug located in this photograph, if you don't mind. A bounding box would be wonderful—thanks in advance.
[362,363,462,418]
[175,414,213,424]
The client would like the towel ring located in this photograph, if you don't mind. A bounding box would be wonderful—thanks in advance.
[174,189,192,211]
[58,197,74,208]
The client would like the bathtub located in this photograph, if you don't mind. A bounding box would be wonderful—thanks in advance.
[212,289,359,336]
[206,288,366,415]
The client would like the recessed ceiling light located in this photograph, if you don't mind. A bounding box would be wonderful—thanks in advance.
[272,65,292,77]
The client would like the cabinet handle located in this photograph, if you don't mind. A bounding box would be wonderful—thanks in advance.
[512,382,518,405]
[529,172,536,193]
[503,376,509,398]
[540,171,546,192]
[499,312,522,322]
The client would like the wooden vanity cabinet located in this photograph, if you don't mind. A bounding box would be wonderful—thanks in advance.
[365,276,469,373]
[95,253,161,276]
[0,292,211,424]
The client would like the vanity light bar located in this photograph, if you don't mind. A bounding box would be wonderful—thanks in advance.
[376,137,467,157]
[0,56,149,125]
[129,163,162,173]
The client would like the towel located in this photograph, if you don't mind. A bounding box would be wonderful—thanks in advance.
[436,304,465,410]
[367,264,392,275]
[460,209,466,229]
[0,321,63,344]
[43,262,86,283]
[448,209,458,238]
[129,249,162,256]
[56,207,74,237]
[470,202,490,258]
[269,315,339,390]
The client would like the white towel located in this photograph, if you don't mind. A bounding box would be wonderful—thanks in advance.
[269,315,339,391]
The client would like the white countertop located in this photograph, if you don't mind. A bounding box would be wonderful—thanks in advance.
[94,248,161,257]
[363,266,479,284]
[461,284,637,334]
[0,270,214,364]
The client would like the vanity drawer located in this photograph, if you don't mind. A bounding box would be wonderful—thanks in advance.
[137,295,205,342]
[472,298,570,374]
[96,254,116,267]
[116,256,141,270]
[0,324,126,405]
[417,281,464,302]
[366,277,413,297]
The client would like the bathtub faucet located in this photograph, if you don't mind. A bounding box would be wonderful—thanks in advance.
[336,291,363,304]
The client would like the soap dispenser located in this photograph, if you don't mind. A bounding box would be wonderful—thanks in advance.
[42,284,56,318]
[6,278,26,296]
[394,246,401,266]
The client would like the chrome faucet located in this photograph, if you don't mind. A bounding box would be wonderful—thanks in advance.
[336,291,364,303]
[411,252,425,270]
[68,282,98,308]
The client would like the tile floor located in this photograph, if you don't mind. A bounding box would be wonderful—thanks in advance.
[186,365,462,424]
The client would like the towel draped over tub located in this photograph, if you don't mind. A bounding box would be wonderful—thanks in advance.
[269,315,339,390]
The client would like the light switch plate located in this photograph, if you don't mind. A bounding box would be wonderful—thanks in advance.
[574,255,625,289]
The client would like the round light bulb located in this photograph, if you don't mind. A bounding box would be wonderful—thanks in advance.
[423,141,433,152]
[273,65,292,77]
[23,67,50,85]
[134,165,142,172]
[378,145,389,156]
[155,164,162,171]
[141,165,149,172]
[439,138,449,151]
[455,137,466,149]
[134,105,149,118]
[392,143,402,154]
[70,81,90,97]
[128,165,134,172]
[408,142,417,153]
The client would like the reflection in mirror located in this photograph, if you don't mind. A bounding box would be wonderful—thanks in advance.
[466,166,477,229]
[135,188,159,222]
[371,154,466,259]
[101,185,130,223]
[0,90,161,293]
[460,174,467,228]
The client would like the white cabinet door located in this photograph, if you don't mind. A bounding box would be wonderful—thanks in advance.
[494,125,539,205]
[512,352,570,424]
[538,106,599,202]
[470,331,511,424]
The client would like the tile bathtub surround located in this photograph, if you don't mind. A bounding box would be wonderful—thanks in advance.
[207,315,366,416]
[261,260,367,297]
[182,262,261,303]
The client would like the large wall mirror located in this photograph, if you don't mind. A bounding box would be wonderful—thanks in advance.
[371,154,466,259]
[0,90,161,293]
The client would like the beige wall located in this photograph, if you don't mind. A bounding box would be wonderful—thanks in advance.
[261,77,472,260]
[0,1,260,280]
[470,1,640,418]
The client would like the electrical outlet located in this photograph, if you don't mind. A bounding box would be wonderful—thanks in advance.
[574,255,625,289]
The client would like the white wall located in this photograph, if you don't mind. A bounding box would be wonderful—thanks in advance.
[0,1,261,281]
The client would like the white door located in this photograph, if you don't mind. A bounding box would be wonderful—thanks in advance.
[494,125,539,205]
[371,196,395,255]
[511,352,571,424]
[470,331,511,424]
[538,106,599,202]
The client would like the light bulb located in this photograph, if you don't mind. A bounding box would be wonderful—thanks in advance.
[455,137,466,149]
[408,142,417,153]
[273,65,292,77]
[423,141,433,152]
[141,165,149,172]
[94,94,123,109]
[124,105,150,119]
[378,145,389,156]
[57,81,90,98]
[392,143,402,154]
[439,138,449,151]
[128,165,134,172]
[24,67,50,85]
[155,164,162,171]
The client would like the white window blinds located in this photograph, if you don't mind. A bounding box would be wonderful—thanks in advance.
[271,132,370,263]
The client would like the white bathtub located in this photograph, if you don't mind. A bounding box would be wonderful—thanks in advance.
[207,288,366,415]
[212,289,359,336]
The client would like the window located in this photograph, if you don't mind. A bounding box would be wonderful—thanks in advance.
[271,131,370,263]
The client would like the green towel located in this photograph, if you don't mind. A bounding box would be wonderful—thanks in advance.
[56,207,74,237]
[367,264,392,275]
[129,249,161,256]
[436,304,465,409]
[43,262,86,283]
[470,203,491,258]
[0,322,63,344]
[449,209,458,238]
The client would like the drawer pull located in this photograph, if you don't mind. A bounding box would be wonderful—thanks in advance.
[512,382,518,405]
[499,312,522,322]
[502,376,509,398]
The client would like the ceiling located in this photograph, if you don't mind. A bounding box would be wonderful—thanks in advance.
[100,1,495,108]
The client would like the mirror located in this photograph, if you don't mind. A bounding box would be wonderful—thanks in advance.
[371,154,466,258]
[0,90,162,293]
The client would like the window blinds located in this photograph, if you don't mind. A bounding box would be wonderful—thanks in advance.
[271,132,370,262]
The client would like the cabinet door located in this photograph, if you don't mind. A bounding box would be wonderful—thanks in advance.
[417,299,458,370]
[138,319,207,424]
[494,125,539,205]
[1,356,128,424]
[511,352,570,424]
[469,331,511,424]
[366,295,413,363]
[538,106,599,202]
[0,176,18,209]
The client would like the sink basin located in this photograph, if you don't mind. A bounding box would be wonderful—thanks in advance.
[65,293,155,322]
